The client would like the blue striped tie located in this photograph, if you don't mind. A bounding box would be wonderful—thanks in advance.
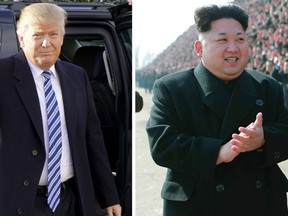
[43,70,62,212]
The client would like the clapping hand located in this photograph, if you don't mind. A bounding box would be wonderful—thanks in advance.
[217,112,265,165]
[230,112,265,152]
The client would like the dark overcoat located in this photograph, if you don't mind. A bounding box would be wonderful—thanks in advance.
[0,50,119,216]
[147,63,288,216]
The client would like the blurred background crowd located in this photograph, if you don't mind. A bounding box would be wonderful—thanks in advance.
[136,0,288,99]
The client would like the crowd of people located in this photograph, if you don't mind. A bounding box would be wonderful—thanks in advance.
[136,0,288,94]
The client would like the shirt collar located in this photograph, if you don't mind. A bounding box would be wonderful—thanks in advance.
[27,59,57,79]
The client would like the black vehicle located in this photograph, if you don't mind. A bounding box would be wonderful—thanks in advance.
[0,1,132,215]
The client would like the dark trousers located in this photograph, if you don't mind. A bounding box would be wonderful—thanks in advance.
[32,178,81,216]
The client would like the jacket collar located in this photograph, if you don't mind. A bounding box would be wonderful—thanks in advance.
[13,50,44,144]
[55,61,78,140]
[13,51,78,146]
[194,63,259,140]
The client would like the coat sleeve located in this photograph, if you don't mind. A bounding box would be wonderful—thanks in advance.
[253,79,288,167]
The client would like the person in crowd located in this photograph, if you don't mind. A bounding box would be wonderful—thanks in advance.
[137,0,288,80]
[272,58,288,108]
[146,4,288,216]
[261,59,275,75]
[0,3,121,216]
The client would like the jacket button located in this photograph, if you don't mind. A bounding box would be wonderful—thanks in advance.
[256,99,264,107]
[23,180,29,187]
[215,184,225,192]
[16,208,23,215]
[274,152,281,159]
[256,180,262,189]
[32,149,38,156]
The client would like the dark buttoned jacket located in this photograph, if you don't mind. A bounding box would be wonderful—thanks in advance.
[147,63,288,216]
[0,51,119,216]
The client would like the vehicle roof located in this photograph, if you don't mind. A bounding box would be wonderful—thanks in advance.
[0,1,116,21]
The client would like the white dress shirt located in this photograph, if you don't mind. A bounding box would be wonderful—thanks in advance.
[28,61,74,185]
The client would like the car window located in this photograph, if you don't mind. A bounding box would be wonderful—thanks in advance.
[78,39,106,47]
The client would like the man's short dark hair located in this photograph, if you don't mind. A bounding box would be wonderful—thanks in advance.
[194,4,249,33]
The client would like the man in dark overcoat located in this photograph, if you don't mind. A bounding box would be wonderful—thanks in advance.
[0,3,121,216]
[147,4,288,216]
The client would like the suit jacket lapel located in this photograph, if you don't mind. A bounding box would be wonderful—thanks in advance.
[194,63,230,120]
[195,64,260,141]
[55,62,77,139]
[13,50,44,144]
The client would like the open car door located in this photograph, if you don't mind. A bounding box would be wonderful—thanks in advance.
[109,3,132,216]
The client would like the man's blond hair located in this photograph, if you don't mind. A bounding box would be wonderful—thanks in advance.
[17,3,67,35]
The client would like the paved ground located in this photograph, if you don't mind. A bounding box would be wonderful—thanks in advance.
[135,87,288,215]
[135,87,166,216]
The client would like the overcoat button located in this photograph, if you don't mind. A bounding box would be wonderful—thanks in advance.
[256,99,264,107]
[16,208,23,215]
[215,184,225,192]
[23,180,29,187]
[274,152,281,159]
[256,180,262,189]
[32,149,38,156]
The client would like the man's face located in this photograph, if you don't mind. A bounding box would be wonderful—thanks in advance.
[18,22,64,70]
[194,18,249,81]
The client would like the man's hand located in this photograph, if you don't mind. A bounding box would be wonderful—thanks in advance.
[216,141,240,165]
[216,112,265,165]
[107,204,121,216]
[230,112,265,152]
